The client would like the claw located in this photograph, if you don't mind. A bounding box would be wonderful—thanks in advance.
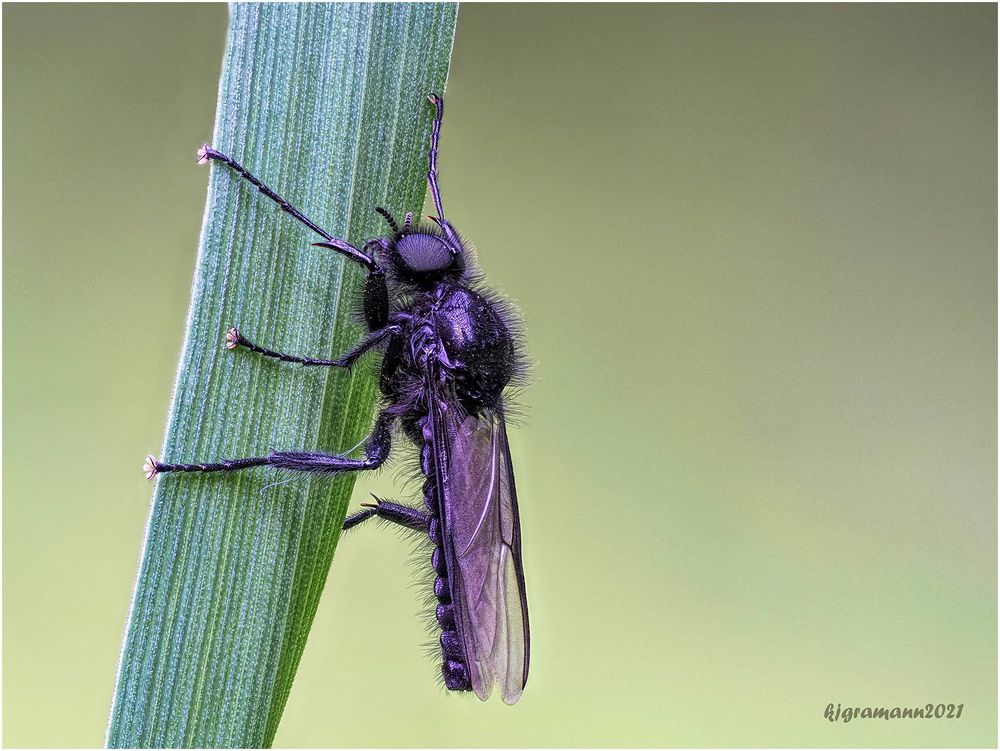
[196,144,211,165]
[225,327,241,351]
[143,455,160,480]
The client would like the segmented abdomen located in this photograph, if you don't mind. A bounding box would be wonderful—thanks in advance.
[419,414,472,692]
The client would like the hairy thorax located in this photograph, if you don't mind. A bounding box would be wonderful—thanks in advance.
[391,284,514,429]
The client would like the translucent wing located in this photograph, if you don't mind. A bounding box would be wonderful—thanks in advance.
[433,399,530,704]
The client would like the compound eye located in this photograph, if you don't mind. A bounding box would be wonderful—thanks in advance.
[396,233,453,272]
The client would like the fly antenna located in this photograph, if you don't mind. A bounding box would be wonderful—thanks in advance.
[375,206,400,237]
[427,93,445,221]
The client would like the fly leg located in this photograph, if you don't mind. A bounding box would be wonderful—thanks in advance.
[226,324,401,368]
[426,93,446,221]
[145,411,394,479]
[198,146,341,244]
[343,496,430,532]
[423,94,462,251]
[197,146,389,331]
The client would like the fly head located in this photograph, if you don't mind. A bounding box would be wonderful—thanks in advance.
[375,210,467,286]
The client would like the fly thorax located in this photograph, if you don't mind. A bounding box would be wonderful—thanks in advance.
[433,287,515,405]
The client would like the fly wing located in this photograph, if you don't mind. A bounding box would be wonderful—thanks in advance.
[434,400,530,704]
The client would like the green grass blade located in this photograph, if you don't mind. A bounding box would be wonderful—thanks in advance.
[107,4,457,747]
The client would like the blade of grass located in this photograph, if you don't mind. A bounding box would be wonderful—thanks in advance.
[107,4,457,747]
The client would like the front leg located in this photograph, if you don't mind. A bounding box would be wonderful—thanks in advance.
[197,146,391,332]
[146,411,394,479]
[312,238,390,331]
[226,324,400,368]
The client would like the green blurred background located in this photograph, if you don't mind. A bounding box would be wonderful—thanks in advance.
[4,3,996,747]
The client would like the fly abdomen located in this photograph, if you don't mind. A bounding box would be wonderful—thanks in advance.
[436,602,456,629]
[431,548,447,576]
[434,576,450,602]
[440,629,463,658]
[419,413,472,692]
[443,660,470,691]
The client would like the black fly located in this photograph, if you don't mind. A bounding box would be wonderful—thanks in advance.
[145,95,530,704]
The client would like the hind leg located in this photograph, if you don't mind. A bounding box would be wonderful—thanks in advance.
[146,412,394,479]
[342,496,430,532]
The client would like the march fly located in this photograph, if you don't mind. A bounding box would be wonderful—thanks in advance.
[145,95,530,704]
